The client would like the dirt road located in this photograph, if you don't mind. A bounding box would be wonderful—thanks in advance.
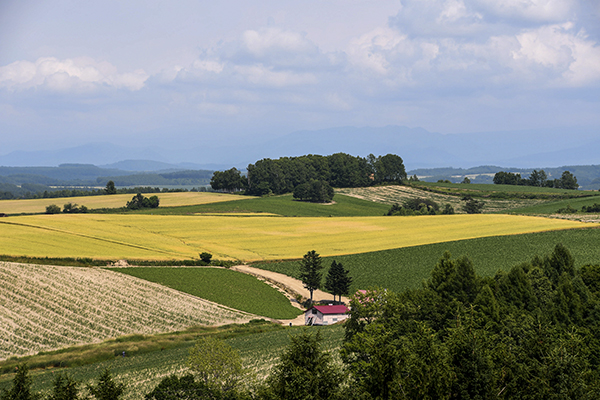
[231,265,350,325]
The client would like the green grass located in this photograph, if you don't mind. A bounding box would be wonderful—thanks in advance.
[412,181,598,198]
[504,196,600,215]
[253,228,600,293]
[129,193,390,217]
[0,323,344,400]
[109,268,302,319]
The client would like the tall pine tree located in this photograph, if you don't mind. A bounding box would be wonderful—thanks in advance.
[325,260,353,302]
[299,250,324,303]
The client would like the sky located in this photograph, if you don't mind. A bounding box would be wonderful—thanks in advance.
[1,0,599,156]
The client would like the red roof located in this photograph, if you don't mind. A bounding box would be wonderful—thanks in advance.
[311,305,349,315]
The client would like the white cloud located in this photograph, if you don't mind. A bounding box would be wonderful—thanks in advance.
[472,0,577,23]
[0,57,148,91]
[233,64,317,87]
[512,22,600,86]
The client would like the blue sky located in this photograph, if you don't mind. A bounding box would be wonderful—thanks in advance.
[1,0,599,155]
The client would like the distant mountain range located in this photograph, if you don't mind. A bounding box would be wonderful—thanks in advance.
[1,125,598,171]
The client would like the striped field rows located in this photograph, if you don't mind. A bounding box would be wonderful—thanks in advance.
[0,262,253,360]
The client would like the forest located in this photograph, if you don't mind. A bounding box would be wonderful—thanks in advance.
[210,153,406,196]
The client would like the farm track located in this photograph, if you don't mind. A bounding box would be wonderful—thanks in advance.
[231,265,349,325]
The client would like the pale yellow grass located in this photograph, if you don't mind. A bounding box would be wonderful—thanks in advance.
[0,214,590,261]
[0,192,249,214]
[0,262,254,360]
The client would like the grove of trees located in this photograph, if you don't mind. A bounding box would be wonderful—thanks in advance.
[494,170,579,189]
[214,153,406,197]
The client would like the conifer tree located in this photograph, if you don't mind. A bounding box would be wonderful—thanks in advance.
[299,250,324,303]
[325,260,353,302]
[0,364,38,400]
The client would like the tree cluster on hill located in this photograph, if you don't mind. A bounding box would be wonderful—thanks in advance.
[126,193,160,210]
[386,198,455,216]
[342,244,600,399]
[233,153,406,196]
[494,170,579,189]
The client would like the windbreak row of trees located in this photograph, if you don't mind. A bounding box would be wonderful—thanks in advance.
[211,153,407,196]
[494,170,579,189]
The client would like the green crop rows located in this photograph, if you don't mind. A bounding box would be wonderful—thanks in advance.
[110,267,302,319]
[253,228,600,293]
[0,325,344,400]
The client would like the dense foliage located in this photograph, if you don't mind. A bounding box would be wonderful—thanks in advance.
[494,170,579,189]
[126,193,160,210]
[244,153,406,196]
[292,179,334,203]
[386,198,455,215]
[342,244,600,399]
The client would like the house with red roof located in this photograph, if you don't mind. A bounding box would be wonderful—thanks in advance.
[305,304,350,326]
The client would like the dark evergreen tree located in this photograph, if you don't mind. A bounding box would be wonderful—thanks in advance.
[87,369,125,400]
[299,250,323,303]
[263,331,342,400]
[0,364,38,400]
[324,260,352,302]
[47,373,79,400]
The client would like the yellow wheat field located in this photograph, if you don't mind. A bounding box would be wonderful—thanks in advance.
[0,192,248,214]
[0,214,591,261]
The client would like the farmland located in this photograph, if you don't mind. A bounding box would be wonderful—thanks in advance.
[0,213,589,261]
[0,324,344,400]
[253,227,600,292]
[131,192,390,217]
[0,192,250,215]
[0,262,254,360]
[110,268,301,319]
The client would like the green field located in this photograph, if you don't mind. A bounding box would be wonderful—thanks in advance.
[412,181,598,197]
[110,268,301,319]
[253,227,600,293]
[504,196,600,215]
[131,193,390,217]
[0,324,344,400]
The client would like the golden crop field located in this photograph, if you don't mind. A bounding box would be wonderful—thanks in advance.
[0,214,590,261]
[0,192,249,215]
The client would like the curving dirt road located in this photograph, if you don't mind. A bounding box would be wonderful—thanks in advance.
[231,265,350,325]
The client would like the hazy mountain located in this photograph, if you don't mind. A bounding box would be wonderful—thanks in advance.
[1,125,598,169]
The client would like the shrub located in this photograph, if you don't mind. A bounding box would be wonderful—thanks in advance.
[46,204,61,214]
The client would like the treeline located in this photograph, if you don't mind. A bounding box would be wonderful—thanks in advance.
[211,153,406,196]
[494,169,579,189]
[342,244,600,399]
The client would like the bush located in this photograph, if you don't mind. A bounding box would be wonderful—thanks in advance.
[556,204,578,214]
[200,252,213,264]
[62,203,88,213]
[46,204,61,214]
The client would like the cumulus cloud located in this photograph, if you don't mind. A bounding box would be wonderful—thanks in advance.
[472,0,578,23]
[0,57,148,91]
[346,0,600,90]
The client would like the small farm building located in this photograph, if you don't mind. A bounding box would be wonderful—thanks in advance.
[305,305,350,326]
